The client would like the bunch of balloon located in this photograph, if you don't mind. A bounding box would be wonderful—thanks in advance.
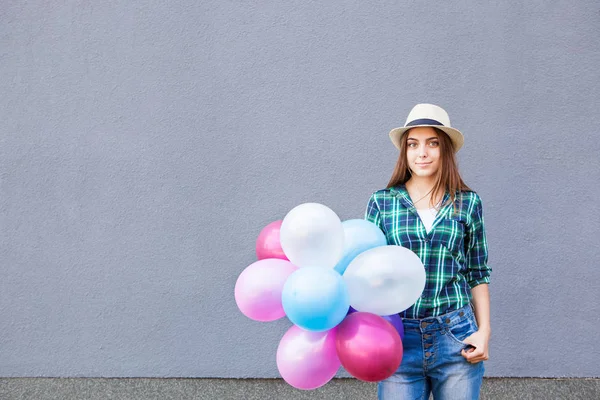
[234,202,427,390]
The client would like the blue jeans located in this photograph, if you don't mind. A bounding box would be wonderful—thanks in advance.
[378,305,484,400]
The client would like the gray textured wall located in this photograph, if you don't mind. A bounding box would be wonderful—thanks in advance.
[1,0,599,378]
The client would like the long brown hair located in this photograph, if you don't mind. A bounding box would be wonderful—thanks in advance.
[386,128,471,209]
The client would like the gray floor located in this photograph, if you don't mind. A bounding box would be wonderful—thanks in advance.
[1,377,599,399]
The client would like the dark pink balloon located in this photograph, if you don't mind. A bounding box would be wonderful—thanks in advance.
[348,308,404,340]
[335,312,403,382]
[382,314,405,341]
[256,220,289,260]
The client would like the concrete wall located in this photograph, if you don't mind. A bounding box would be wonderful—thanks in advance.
[1,0,599,379]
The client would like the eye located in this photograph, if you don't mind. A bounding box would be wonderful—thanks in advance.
[407,142,417,148]
[429,141,439,147]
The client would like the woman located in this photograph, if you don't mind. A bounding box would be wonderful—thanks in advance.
[365,104,491,400]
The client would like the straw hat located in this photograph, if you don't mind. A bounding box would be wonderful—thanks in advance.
[389,104,464,152]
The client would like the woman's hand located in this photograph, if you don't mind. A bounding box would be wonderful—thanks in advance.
[464,283,491,363]
[461,328,490,363]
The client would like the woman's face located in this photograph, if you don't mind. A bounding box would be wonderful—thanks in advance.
[406,127,441,179]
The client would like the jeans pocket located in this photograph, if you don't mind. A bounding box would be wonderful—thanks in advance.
[445,317,477,347]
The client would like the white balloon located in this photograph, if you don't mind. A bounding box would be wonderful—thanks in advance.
[280,203,344,269]
[343,245,426,315]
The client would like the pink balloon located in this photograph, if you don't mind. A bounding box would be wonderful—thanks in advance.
[349,307,405,340]
[235,259,298,321]
[277,325,341,390]
[256,220,289,260]
[335,312,403,382]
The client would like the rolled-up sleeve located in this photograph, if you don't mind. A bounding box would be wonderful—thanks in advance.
[465,195,491,288]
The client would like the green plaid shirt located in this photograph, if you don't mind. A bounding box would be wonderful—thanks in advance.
[365,185,491,319]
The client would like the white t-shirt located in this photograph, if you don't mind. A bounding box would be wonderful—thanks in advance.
[417,208,438,233]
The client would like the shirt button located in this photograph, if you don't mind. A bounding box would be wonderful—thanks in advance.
[421,322,428,329]
[445,318,451,324]
[459,311,465,317]
[425,352,432,357]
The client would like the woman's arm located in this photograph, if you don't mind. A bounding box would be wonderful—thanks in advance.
[462,283,491,363]
[471,283,491,333]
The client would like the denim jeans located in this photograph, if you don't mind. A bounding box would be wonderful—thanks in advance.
[378,305,484,400]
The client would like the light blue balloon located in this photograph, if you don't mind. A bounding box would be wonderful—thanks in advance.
[282,267,350,332]
[334,219,388,275]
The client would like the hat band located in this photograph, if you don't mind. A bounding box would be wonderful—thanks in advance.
[405,118,445,127]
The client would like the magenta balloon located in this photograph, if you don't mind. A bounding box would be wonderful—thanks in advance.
[234,259,298,321]
[382,314,405,340]
[256,220,289,260]
[335,312,403,382]
[350,308,404,340]
[277,325,341,390]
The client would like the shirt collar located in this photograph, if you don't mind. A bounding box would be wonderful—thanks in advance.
[389,185,413,209]
[389,184,451,211]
